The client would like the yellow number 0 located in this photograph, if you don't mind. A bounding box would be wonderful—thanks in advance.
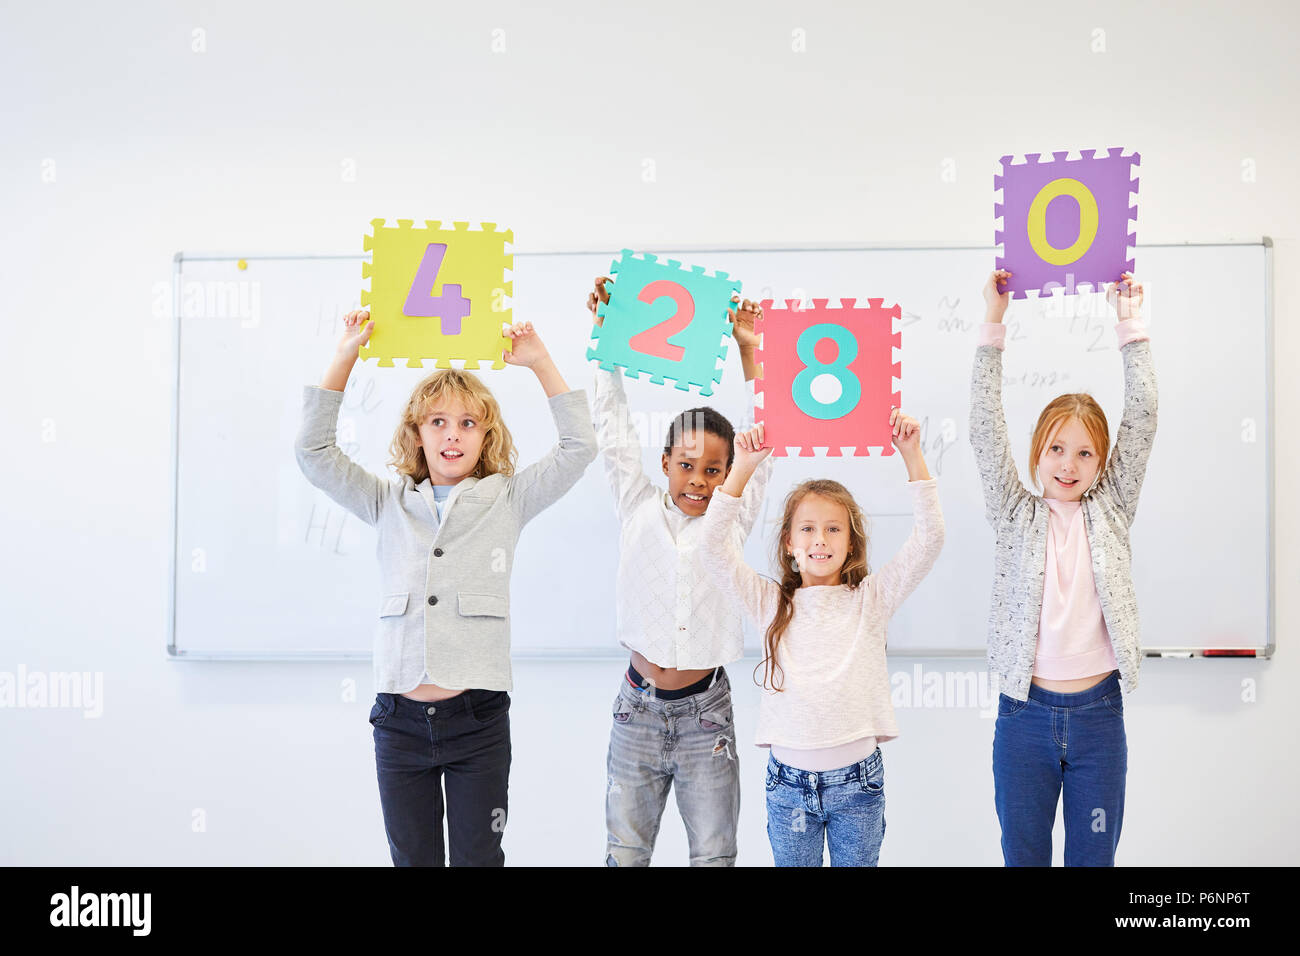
[1026,177,1099,266]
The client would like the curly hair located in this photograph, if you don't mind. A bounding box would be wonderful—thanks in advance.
[662,406,737,467]
[757,479,871,692]
[389,369,517,482]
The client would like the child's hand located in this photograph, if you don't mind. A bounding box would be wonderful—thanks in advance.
[889,408,921,454]
[729,297,763,350]
[719,423,773,497]
[1105,272,1143,321]
[982,270,1012,322]
[587,276,611,328]
[502,321,550,368]
[335,309,374,359]
[734,423,772,469]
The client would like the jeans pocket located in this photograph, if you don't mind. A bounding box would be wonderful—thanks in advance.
[861,761,885,795]
[612,694,631,724]
[997,693,1029,717]
[699,705,732,732]
[1103,690,1125,718]
[468,690,511,725]
[368,694,391,727]
[764,763,778,792]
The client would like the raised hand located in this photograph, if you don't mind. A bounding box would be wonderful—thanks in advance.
[982,269,1013,323]
[1106,272,1144,321]
[733,422,771,469]
[889,407,931,480]
[335,309,374,360]
[719,423,774,497]
[587,276,611,328]
[502,320,551,368]
[729,297,763,349]
[889,407,921,454]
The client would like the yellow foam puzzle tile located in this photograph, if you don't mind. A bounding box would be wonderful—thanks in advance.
[358,219,513,369]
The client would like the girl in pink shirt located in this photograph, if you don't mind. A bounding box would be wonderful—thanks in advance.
[973,268,1157,866]
[701,412,944,866]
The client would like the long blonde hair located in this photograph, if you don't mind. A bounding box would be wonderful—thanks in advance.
[1028,393,1110,492]
[758,480,871,692]
[389,369,517,482]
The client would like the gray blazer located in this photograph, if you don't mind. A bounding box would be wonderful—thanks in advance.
[294,385,597,692]
[969,337,1158,700]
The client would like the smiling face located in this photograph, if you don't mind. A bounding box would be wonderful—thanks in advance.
[660,429,732,516]
[416,397,485,484]
[785,493,852,587]
[1037,416,1101,501]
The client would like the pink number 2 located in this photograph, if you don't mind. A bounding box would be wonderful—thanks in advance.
[628,280,694,361]
[404,243,471,336]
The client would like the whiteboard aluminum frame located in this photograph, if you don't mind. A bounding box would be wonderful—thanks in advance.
[166,241,1276,663]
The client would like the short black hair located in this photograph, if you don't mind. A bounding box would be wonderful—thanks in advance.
[662,407,736,469]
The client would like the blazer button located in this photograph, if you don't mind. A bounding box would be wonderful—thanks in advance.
[434,548,444,557]
[428,595,438,606]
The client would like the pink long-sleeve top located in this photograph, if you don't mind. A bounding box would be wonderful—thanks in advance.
[978,318,1148,680]
[700,479,945,749]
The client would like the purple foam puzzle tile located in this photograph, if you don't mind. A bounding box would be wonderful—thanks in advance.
[994,147,1139,299]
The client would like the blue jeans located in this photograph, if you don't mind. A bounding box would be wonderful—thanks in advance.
[764,749,886,867]
[605,669,740,866]
[992,670,1127,866]
[369,689,511,866]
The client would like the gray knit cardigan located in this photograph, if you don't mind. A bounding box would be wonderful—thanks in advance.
[968,335,1158,700]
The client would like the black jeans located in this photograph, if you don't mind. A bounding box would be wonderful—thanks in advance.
[369,689,512,866]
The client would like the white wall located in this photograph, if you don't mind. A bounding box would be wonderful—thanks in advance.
[1,0,1295,865]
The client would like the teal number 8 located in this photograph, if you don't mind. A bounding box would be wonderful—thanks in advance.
[791,323,860,420]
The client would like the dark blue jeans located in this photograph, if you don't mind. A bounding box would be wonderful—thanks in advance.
[992,671,1127,867]
[369,689,511,866]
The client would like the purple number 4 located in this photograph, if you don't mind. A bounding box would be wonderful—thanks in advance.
[404,242,471,335]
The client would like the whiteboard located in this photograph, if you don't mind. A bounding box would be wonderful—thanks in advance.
[167,242,1273,660]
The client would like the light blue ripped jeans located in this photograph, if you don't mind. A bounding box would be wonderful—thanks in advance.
[605,668,740,866]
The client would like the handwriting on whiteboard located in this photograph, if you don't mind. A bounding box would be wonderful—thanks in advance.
[303,501,351,555]
[1001,370,1071,389]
